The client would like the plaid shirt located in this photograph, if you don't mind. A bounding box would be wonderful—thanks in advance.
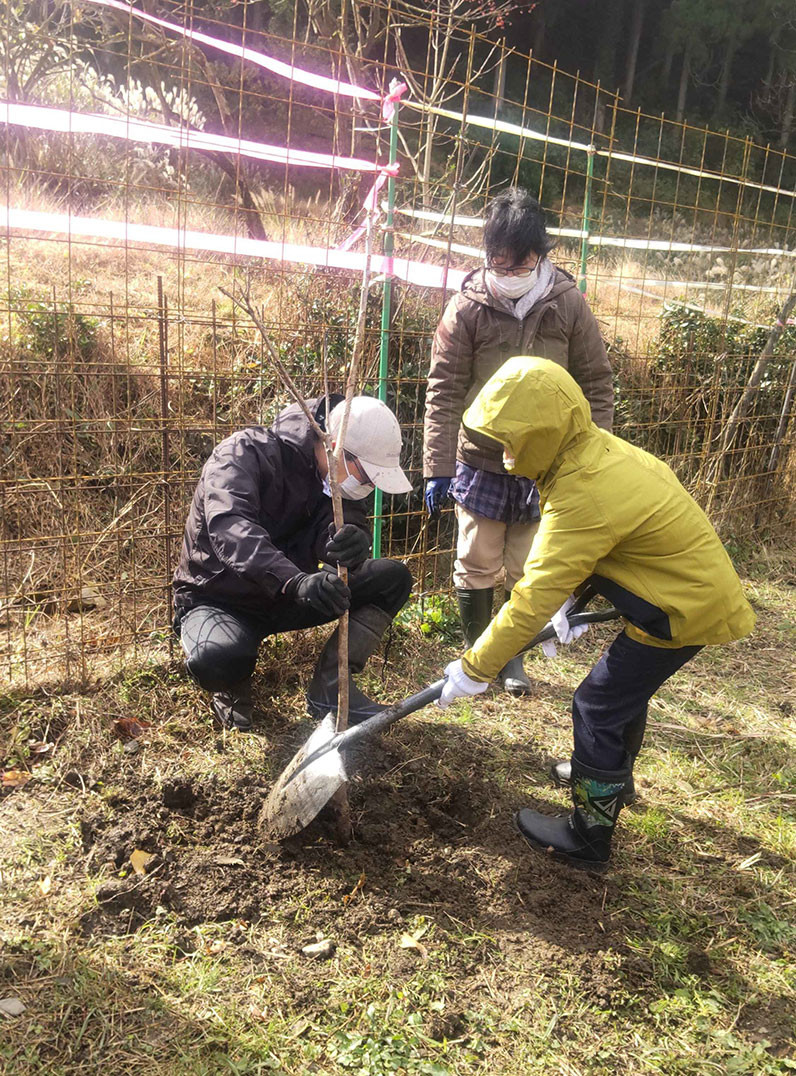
[451,462,540,524]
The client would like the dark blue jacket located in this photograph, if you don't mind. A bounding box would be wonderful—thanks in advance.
[173,397,370,615]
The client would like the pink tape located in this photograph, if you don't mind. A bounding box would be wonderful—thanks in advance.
[382,79,408,121]
[1,207,466,292]
[337,171,389,252]
[0,101,398,177]
[87,0,382,103]
[0,101,397,176]
[337,222,368,253]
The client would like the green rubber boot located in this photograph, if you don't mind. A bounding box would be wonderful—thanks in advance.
[456,587,494,649]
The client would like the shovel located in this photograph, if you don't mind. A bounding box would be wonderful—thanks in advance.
[259,603,622,840]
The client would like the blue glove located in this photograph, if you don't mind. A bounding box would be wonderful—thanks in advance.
[424,477,452,518]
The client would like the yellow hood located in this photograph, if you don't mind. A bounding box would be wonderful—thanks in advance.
[462,356,593,484]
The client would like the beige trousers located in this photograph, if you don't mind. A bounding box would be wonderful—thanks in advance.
[453,503,540,591]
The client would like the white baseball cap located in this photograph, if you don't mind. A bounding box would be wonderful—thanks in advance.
[328,396,413,495]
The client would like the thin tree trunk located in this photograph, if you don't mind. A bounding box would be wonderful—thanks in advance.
[714,28,738,120]
[781,78,795,151]
[763,34,778,90]
[532,0,546,58]
[201,152,268,241]
[493,47,506,114]
[594,0,624,89]
[676,41,691,123]
[717,289,796,463]
[623,0,646,103]
[662,39,674,88]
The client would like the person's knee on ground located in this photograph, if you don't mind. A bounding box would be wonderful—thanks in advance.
[178,606,260,731]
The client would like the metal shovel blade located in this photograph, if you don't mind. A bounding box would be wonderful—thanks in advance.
[258,605,622,842]
[258,681,446,840]
[259,713,347,840]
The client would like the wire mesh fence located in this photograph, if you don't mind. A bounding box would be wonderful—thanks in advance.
[2,0,795,688]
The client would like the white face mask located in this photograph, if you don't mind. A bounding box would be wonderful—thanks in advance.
[485,265,539,300]
[339,475,372,500]
[322,458,373,501]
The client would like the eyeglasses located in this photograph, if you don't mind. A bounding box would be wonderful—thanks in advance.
[485,261,539,277]
[344,451,374,487]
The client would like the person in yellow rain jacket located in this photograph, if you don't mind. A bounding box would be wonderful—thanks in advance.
[437,355,755,869]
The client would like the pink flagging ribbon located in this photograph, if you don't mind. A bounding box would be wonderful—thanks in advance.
[382,79,408,121]
[775,317,796,327]
[1,207,466,291]
[337,222,368,254]
[0,101,398,176]
[86,0,382,104]
[337,172,390,252]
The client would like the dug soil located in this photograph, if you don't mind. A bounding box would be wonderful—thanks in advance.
[77,722,635,1002]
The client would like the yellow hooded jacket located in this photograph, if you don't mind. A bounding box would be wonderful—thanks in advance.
[461,357,756,682]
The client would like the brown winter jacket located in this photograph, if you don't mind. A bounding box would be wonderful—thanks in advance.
[423,264,614,477]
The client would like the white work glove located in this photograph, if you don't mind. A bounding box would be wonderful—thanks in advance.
[541,595,590,658]
[437,659,489,709]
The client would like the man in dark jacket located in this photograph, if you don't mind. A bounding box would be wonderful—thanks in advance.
[173,394,413,730]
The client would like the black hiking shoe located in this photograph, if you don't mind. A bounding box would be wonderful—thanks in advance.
[211,681,254,731]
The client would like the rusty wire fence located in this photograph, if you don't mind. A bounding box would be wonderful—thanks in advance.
[2,0,795,689]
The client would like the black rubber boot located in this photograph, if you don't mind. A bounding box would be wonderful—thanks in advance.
[550,758,637,805]
[515,755,631,869]
[456,587,494,648]
[550,707,646,803]
[306,605,392,725]
[211,678,254,731]
[498,590,532,696]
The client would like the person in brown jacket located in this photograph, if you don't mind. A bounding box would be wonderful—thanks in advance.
[423,188,613,695]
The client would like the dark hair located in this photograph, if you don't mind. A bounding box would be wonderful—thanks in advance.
[483,188,555,263]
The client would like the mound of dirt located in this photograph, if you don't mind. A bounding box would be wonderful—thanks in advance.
[77,725,629,993]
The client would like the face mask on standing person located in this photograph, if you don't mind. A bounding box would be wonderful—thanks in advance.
[484,253,542,301]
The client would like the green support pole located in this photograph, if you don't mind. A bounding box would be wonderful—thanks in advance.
[578,145,595,294]
[372,92,400,559]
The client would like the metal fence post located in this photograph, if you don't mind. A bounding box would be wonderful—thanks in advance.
[373,84,401,560]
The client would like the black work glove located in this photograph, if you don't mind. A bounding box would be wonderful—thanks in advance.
[324,523,370,570]
[285,570,351,618]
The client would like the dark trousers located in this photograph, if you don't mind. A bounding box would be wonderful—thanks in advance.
[176,558,412,692]
[572,631,702,771]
